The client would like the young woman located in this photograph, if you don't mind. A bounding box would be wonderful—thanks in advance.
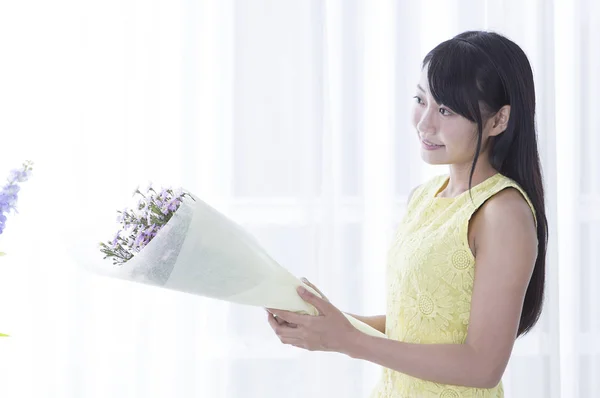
[266,30,547,397]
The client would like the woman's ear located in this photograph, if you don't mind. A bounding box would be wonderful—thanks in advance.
[490,105,511,137]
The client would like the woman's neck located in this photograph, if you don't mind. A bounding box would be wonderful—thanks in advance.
[440,161,498,198]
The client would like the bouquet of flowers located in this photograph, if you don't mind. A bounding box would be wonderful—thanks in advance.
[99,186,195,266]
[95,185,385,338]
[0,160,34,336]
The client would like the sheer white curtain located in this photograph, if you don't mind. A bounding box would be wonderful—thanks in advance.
[554,0,600,396]
[0,0,597,397]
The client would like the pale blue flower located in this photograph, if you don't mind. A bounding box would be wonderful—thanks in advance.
[0,161,33,235]
[111,232,120,248]
[8,168,31,184]
[167,199,181,212]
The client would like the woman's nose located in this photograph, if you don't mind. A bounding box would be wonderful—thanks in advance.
[417,108,437,135]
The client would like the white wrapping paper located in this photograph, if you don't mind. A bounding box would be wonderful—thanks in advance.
[93,194,386,339]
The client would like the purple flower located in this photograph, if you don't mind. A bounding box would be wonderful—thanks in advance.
[1,193,17,207]
[0,194,14,213]
[8,168,31,184]
[133,235,143,248]
[2,185,20,196]
[116,208,128,223]
[102,185,193,264]
[111,232,120,248]
[144,224,157,239]
[0,161,32,235]
[137,197,147,208]
[0,213,6,234]
[167,199,181,212]
[133,230,149,249]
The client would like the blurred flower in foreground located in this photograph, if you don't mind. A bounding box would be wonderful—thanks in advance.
[0,160,34,337]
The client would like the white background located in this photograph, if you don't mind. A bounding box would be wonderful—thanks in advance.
[0,0,598,397]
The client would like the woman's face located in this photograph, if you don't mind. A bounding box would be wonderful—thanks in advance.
[411,68,485,166]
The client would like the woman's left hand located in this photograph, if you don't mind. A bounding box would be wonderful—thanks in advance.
[266,285,359,353]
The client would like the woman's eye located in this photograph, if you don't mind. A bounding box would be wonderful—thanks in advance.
[439,107,452,116]
[413,96,424,105]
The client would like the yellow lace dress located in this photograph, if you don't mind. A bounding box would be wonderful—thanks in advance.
[369,173,535,398]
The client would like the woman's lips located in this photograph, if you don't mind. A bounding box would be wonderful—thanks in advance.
[420,138,444,150]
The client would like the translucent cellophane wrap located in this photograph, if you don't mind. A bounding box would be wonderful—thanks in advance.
[97,194,386,338]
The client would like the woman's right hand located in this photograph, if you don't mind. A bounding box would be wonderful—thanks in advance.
[300,277,329,303]
[266,277,329,328]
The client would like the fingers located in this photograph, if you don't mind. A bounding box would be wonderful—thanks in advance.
[301,277,317,290]
[267,310,279,329]
[280,337,307,349]
[268,309,310,325]
[297,286,333,315]
[301,277,328,301]
[266,309,285,325]
[267,311,304,341]
[265,307,316,352]
[266,309,297,328]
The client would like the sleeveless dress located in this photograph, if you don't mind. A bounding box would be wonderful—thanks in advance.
[369,173,536,398]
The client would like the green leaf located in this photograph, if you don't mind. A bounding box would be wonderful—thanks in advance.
[0,252,5,256]
[0,333,9,337]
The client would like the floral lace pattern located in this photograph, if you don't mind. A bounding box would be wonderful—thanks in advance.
[370,173,534,398]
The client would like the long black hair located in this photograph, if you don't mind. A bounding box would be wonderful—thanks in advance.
[423,31,547,336]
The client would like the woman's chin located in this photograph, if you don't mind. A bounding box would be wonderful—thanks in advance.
[420,152,447,165]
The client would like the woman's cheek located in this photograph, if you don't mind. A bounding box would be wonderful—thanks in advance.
[411,106,422,130]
